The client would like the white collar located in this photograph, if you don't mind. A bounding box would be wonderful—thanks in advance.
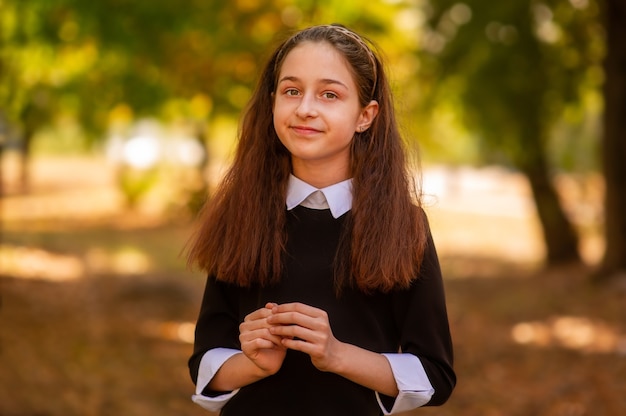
[286,174,353,219]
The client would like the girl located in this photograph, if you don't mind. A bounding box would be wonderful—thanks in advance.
[187,24,455,415]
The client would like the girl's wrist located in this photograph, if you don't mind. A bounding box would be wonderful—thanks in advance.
[254,364,278,378]
[319,340,350,374]
[247,356,281,379]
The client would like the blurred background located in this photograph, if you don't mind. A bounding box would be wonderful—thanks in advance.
[1,0,624,415]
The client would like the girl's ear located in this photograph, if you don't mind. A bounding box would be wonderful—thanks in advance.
[356,100,379,133]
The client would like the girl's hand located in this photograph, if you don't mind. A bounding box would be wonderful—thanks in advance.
[239,302,287,376]
[267,302,345,373]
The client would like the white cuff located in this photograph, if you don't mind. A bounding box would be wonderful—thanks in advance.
[376,353,434,414]
[191,348,241,412]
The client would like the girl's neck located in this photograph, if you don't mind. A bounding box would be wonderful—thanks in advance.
[291,161,350,188]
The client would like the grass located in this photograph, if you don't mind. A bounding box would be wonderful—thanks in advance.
[1,155,624,415]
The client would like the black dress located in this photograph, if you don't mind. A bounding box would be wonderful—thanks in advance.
[189,206,455,416]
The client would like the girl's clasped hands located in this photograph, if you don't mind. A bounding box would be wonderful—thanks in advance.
[240,302,342,376]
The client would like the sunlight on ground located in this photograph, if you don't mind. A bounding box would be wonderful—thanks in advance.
[1,153,125,221]
[140,320,196,344]
[512,316,626,355]
[0,244,84,281]
[422,165,604,267]
[0,244,153,281]
[424,166,545,266]
[0,187,124,222]
[85,246,152,275]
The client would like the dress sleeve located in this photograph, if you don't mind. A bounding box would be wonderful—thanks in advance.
[376,353,434,414]
[188,275,241,390]
[392,216,456,406]
[191,348,242,411]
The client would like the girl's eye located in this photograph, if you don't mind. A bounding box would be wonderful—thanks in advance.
[285,89,300,96]
[322,92,338,100]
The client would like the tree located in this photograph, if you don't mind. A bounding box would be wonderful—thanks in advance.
[1,1,287,198]
[0,0,413,190]
[597,0,626,280]
[418,0,604,265]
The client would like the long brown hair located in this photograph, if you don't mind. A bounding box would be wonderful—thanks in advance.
[186,24,427,293]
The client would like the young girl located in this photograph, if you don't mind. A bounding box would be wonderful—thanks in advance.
[186,24,455,415]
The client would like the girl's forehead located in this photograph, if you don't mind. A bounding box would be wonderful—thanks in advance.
[278,41,352,76]
[284,41,338,60]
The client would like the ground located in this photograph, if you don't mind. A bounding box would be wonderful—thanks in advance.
[0,155,624,415]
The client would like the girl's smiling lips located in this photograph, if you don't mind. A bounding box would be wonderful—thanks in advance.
[291,125,322,135]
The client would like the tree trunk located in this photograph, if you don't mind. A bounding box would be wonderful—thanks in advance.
[522,159,581,265]
[515,100,581,265]
[597,0,626,280]
[19,131,33,192]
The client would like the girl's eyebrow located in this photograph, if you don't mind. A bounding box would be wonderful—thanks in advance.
[278,75,348,90]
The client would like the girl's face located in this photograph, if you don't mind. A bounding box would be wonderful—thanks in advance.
[273,41,378,186]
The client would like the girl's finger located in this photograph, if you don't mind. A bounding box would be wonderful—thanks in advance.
[240,328,284,347]
[244,304,276,322]
[272,302,323,317]
[241,337,275,350]
[269,323,313,341]
[268,309,327,331]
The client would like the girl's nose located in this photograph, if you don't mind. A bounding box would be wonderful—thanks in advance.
[295,94,318,118]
